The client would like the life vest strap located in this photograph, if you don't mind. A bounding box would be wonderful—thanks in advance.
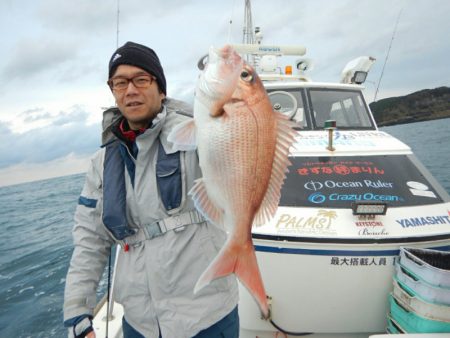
[123,210,206,246]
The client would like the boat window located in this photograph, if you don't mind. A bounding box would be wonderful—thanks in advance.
[308,89,374,130]
[279,155,444,208]
[268,89,310,129]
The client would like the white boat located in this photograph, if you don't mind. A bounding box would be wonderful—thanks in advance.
[93,3,450,337]
[234,42,450,338]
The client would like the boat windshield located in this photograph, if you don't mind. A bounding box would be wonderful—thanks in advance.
[268,89,309,130]
[267,87,375,131]
[308,89,375,130]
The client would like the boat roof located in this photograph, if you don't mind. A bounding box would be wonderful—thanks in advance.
[263,80,365,91]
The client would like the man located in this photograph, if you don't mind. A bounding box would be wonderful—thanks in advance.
[63,41,239,338]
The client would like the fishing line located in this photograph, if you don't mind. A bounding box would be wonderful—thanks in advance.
[227,0,237,43]
[374,8,402,102]
[116,0,120,48]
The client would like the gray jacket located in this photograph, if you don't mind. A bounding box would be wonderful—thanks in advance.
[63,101,239,337]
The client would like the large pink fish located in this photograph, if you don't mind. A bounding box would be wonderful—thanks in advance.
[168,45,296,318]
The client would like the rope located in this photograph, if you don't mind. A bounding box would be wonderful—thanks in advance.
[270,319,313,336]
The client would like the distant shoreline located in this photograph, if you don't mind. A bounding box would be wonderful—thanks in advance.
[370,86,450,127]
[378,115,450,127]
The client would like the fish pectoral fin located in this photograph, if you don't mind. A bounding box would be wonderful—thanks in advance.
[167,119,197,150]
[253,112,297,226]
[194,240,270,319]
[189,179,224,227]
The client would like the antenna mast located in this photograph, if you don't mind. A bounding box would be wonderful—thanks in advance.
[243,0,254,44]
[243,0,254,61]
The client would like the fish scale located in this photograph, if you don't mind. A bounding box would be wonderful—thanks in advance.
[200,112,264,217]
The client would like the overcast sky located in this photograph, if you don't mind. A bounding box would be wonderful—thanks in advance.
[0,0,449,186]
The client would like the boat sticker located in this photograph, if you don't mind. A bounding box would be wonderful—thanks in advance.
[358,227,389,236]
[296,138,375,147]
[354,220,389,236]
[330,256,393,267]
[396,214,450,228]
[296,161,385,176]
[406,181,437,198]
[280,155,443,208]
[304,179,394,191]
[355,221,383,227]
[296,132,376,147]
[275,209,337,235]
[335,131,390,139]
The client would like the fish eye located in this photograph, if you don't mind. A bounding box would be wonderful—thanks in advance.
[240,70,253,82]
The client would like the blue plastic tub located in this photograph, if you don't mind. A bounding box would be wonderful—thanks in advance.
[395,263,450,306]
[389,294,450,333]
[386,314,406,334]
[393,279,450,322]
[400,247,450,289]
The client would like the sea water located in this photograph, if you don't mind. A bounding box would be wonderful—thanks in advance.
[0,174,111,338]
[0,118,449,337]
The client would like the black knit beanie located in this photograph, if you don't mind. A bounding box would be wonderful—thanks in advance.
[108,41,167,95]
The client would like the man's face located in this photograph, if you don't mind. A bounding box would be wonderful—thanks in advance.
[111,64,166,130]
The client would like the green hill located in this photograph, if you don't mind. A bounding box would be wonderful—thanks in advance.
[369,86,450,126]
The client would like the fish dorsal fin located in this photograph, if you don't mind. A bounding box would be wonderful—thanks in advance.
[253,112,296,226]
[189,178,225,228]
[167,118,197,151]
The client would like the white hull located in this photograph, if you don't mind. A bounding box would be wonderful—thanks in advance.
[238,239,450,337]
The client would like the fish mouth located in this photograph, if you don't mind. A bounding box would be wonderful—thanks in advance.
[216,45,235,58]
[196,45,244,115]
[209,45,242,65]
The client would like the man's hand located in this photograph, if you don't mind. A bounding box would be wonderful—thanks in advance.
[68,317,94,338]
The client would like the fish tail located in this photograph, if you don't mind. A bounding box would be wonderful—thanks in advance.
[194,240,270,318]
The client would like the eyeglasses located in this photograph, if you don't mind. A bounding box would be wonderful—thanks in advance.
[108,74,156,91]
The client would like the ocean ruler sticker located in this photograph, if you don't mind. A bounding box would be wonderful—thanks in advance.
[280,155,443,208]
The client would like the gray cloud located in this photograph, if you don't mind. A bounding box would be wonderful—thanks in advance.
[20,108,52,124]
[0,106,100,168]
[2,38,77,80]
[120,0,193,20]
[36,0,115,35]
[50,107,90,127]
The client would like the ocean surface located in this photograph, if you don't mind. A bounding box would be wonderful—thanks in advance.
[0,118,449,338]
